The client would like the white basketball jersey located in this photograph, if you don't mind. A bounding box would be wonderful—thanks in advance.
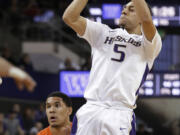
[78,19,162,109]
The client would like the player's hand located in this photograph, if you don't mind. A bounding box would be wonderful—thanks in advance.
[9,67,36,92]
[14,73,36,92]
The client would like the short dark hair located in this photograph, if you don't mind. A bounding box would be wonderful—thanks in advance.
[47,91,72,107]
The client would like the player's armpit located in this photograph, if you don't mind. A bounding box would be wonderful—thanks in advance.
[63,16,87,36]
[141,21,156,42]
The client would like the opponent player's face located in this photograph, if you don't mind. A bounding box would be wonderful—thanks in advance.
[119,2,140,30]
[46,97,71,127]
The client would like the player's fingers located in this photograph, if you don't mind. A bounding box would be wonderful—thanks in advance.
[24,77,36,92]
[9,67,36,92]
[15,80,24,91]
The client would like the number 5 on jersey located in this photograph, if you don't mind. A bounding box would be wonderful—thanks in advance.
[111,44,126,62]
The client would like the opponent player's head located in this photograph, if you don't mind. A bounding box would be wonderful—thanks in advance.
[119,1,152,33]
[45,91,72,128]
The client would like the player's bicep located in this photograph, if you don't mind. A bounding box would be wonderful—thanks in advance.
[65,16,87,36]
[142,21,156,42]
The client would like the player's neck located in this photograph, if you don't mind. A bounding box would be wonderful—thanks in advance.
[50,121,71,135]
[126,25,141,35]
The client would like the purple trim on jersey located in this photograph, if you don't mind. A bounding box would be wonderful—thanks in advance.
[135,64,149,95]
[130,113,136,135]
[71,115,78,135]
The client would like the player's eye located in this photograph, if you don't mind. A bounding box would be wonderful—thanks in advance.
[55,103,60,108]
[46,104,51,108]
[129,7,135,12]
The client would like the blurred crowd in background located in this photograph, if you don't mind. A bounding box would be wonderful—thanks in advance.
[0,103,47,135]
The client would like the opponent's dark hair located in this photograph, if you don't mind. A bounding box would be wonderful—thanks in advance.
[47,91,72,107]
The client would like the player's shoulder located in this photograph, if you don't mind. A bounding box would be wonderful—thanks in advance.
[37,126,51,135]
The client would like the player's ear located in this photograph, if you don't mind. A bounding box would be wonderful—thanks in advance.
[67,107,72,116]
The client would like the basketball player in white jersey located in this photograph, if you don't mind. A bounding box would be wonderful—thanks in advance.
[63,0,162,134]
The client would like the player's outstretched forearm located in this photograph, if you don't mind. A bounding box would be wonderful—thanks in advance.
[63,0,88,24]
[0,57,13,76]
[0,57,36,91]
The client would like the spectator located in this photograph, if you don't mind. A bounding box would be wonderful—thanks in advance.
[64,58,76,71]
[59,58,76,71]
[35,103,48,128]
[22,108,35,135]
[170,119,180,135]
[1,46,16,65]
[8,0,22,36]
[12,104,23,128]
[136,123,151,135]
[23,0,40,21]
[19,53,34,71]
[81,56,91,71]
[0,113,9,135]
[29,122,43,135]
[4,110,24,135]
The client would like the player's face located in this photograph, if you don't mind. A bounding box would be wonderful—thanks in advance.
[46,97,71,127]
[119,2,140,30]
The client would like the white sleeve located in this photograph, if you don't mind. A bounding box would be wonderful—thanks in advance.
[78,19,106,48]
[142,28,162,69]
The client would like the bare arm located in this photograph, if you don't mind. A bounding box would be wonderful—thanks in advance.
[62,0,88,36]
[0,57,12,77]
[0,57,36,91]
[132,0,156,42]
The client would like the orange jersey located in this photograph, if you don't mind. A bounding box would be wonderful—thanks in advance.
[38,126,52,135]
[38,123,72,135]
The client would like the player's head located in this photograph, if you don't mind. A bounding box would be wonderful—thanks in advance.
[45,91,72,128]
[119,1,152,33]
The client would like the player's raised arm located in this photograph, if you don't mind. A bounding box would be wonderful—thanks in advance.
[62,0,88,36]
[132,0,156,42]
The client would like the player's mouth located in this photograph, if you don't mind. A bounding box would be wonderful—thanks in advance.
[50,116,57,122]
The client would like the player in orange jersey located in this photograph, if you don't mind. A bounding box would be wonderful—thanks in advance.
[38,91,72,135]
